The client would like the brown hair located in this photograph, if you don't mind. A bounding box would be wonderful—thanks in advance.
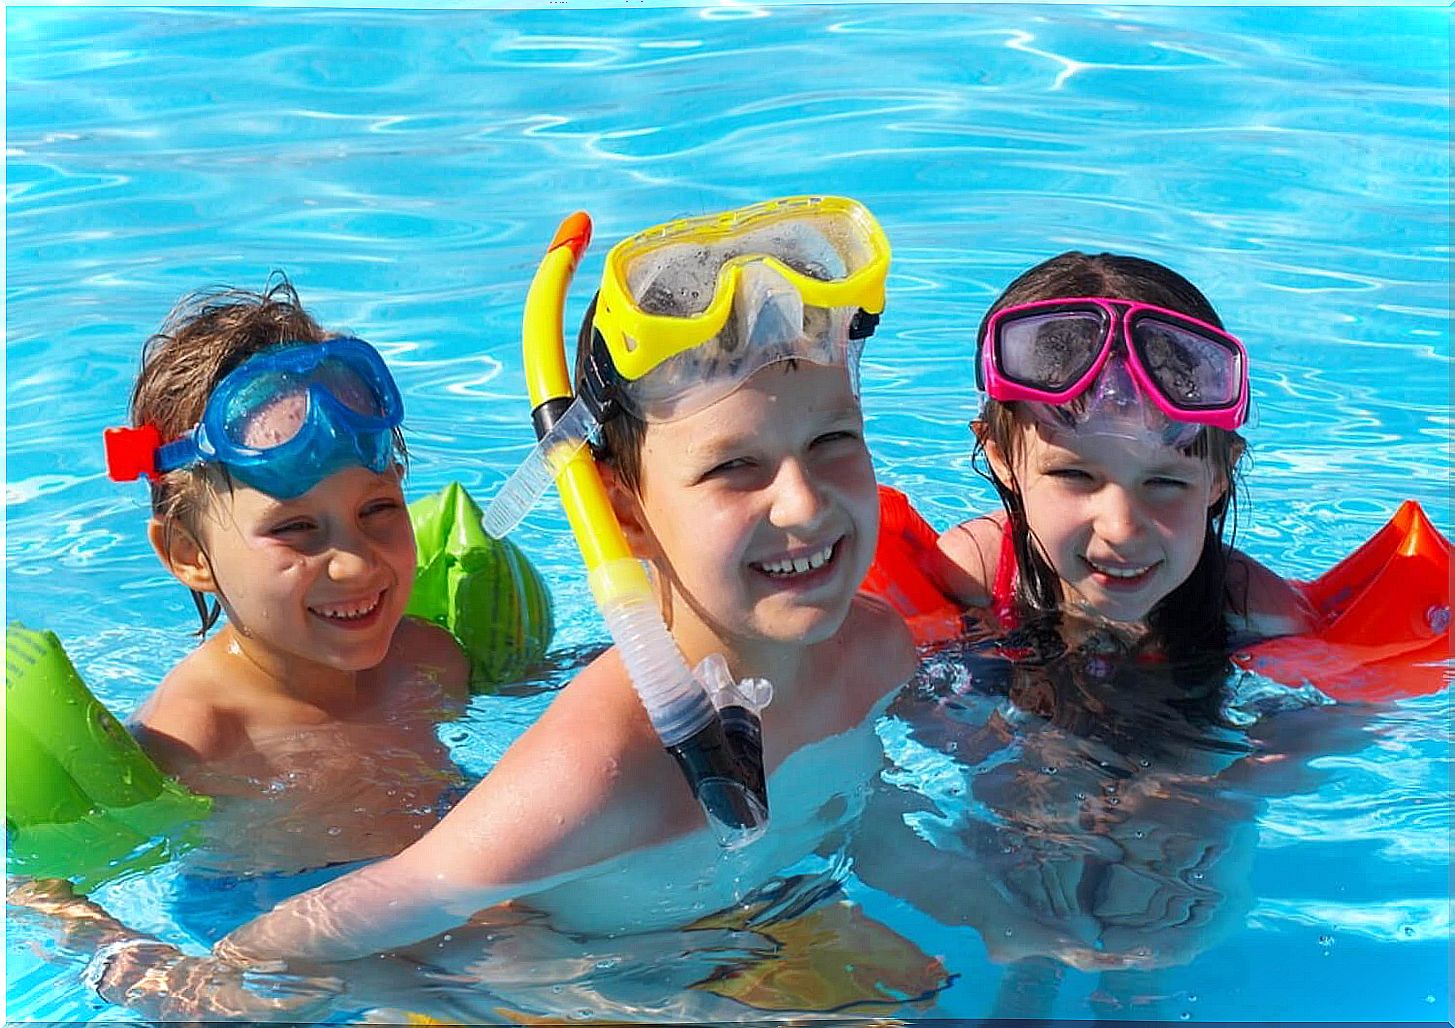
[131,274,372,633]
[973,252,1245,655]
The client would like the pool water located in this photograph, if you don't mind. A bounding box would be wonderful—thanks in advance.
[6,4,1449,1023]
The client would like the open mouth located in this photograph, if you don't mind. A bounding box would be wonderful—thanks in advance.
[1084,556,1159,585]
[309,590,386,624]
[752,539,840,580]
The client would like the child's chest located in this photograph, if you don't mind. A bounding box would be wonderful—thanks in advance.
[191,711,464,872]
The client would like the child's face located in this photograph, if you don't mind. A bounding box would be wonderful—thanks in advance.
[631,362,879,651]
[196,464,417,673]
[990,421,1226,624]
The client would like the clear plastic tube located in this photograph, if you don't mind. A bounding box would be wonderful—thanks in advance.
[482,396,598,539]
[588,559,717,746]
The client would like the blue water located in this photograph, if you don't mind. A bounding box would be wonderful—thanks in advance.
[6,4,1449,1024]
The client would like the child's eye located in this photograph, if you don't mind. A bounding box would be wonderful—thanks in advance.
[813,430,861,448]
[1148,476,1191,490]
[361,498,403,518]
[1046,467,1093,482]
[703,457,753,479]
[270,518,317,536]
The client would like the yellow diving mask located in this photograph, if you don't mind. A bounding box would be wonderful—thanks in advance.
[584,194,889,423]
[485,195,891,536]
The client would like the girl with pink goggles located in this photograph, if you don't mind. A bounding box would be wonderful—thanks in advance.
[976,297,1249,447]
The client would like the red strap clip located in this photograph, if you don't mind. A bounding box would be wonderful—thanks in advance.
[103,425,162,482]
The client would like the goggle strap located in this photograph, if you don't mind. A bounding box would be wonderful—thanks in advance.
[848,308,880,341]
[581,329,623,424]
[154,435,200,475]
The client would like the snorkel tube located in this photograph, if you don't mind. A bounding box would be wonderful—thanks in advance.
[510,212,770,848]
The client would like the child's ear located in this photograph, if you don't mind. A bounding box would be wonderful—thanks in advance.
[973,421,1017,494]
[148,518,216,594]
[600,465,657,558]
[1209,437,1245,507]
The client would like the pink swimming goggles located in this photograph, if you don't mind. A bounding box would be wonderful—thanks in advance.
[977,297,1249,446]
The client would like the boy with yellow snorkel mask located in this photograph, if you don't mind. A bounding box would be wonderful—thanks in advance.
[90,199,916,1004]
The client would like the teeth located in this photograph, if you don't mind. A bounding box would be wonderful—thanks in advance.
[1088,559,1151,579]
[757,544,834,577]
[313,593,382,620]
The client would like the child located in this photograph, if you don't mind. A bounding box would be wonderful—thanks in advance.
[11,278,475,1019]
[105,278,470,868]
[89,198,915,1011]
[933,252,1315,654]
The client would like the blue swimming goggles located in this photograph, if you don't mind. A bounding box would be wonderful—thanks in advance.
[105,337,404,500]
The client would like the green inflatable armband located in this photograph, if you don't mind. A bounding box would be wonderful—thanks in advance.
[6,624,211,890]
[406,481,554,691]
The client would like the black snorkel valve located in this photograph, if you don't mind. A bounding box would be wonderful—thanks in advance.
[501,211,771,847]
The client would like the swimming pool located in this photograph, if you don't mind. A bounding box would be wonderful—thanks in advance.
[6,3,1449,1023]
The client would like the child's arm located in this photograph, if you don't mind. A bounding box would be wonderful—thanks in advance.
[934,513,1006,606]
[1225,548,1319,639]
[393,616,472,705]
[211,652,691,965]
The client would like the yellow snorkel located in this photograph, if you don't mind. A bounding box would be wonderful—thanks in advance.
[497,212,771,848]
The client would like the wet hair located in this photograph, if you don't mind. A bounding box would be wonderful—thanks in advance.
[972,252,1245,657]
[130,273,405,633]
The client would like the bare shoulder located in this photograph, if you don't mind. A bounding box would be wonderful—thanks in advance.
[840,592,917,689]
[131,647,244,774]
[935,511,1006,605]
[390,616,470,700]
[1225,548,1319,638]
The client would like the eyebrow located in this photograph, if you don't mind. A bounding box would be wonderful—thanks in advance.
[692,402,861,456]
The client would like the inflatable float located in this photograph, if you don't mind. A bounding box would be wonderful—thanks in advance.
[407,480,554,690]
[864,486,1451,702]
[7,482,552,888]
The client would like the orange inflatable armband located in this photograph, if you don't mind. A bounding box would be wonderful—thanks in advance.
[861,486,963,645]
[1235,501,1451,701]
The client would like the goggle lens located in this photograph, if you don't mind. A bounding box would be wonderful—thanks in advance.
[220,353,390,452]
[1130,316,1242,410]
[995,311,1106,391]
[224,371,308,449]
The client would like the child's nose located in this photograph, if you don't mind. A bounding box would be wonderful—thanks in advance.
[1093,486,1145,544]
[768,458,830,531]
[326,528,379,580]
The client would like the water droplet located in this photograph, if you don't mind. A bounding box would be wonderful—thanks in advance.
[1179,1013,1191,1021]
[1427,605,1449,633]
[1041,765,1058,775]
[1003,928,1014,937]
[327,825,342,836]
[1134,829,1144,839]
[1402,925,1416,937]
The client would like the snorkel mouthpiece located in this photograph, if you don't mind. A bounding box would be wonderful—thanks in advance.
[509,211,772,848]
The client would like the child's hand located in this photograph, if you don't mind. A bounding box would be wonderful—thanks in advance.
[7,876,134,950]
[88,939,344,1021]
